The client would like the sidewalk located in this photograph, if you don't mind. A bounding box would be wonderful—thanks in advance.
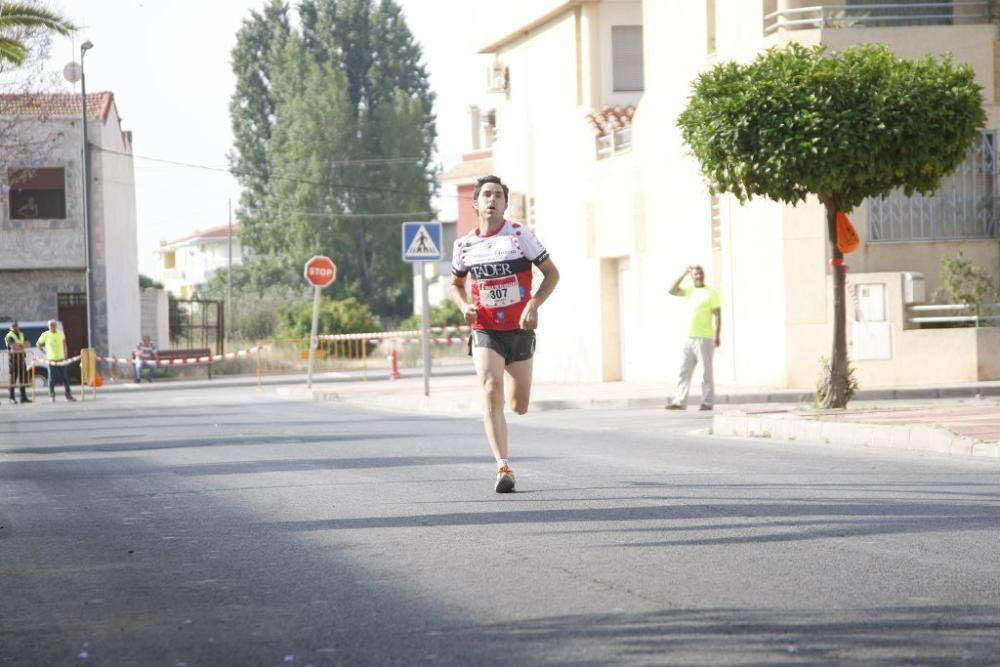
[274,372,1000,459]
[86,368,1000,459]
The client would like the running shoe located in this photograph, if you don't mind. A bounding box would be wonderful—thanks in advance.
[494,465,516,493]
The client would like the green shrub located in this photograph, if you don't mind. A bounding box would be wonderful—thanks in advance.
[935,252,999,324]
[277,297,380,338]
[399,299,465,331]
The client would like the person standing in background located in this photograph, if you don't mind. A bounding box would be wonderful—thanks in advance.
[665,265,721,411]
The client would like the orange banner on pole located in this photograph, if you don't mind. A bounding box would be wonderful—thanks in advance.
[836,210,860,253]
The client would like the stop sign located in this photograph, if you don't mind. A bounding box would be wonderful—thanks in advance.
[304,255,337,288]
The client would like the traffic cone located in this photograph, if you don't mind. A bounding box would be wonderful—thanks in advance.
[389,350,401,380]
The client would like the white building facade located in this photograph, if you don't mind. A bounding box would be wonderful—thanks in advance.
[477,0,1000,388]
[156,224,242,299]
[0,92,141,358]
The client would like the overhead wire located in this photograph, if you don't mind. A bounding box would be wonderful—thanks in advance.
[94,145,461,200]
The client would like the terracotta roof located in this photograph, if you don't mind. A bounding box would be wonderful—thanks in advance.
[0,92,116,121]
[586,105,635,137]
[159,224,240,250]
[440,155,494,185]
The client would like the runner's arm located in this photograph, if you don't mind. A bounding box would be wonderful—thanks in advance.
[520,258,560,329]
[450,274,477,325]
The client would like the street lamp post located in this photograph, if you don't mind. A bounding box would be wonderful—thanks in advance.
[80,40,94,350]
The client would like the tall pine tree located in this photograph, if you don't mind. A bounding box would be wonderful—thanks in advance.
[229,0,436,319]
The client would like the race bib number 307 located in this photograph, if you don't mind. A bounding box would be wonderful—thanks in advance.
[478,275,520,309]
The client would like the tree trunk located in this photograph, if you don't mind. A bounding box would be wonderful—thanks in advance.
[822,199,849,409]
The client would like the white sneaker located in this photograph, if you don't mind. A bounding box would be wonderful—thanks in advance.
[494,465,516,493]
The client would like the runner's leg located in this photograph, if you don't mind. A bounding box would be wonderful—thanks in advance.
[473,346,508,461]
[505,357,533,415]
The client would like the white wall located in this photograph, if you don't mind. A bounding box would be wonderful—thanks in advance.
[95,107,140,357]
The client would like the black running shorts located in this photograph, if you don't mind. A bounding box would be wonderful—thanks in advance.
[468,329,536,366]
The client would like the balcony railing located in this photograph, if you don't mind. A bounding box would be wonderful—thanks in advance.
[764,2,991,34]
[595,127,632,160]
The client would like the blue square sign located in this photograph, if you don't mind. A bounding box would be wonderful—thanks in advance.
[401,221,442,262]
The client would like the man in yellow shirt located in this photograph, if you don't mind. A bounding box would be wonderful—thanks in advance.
[665,266,721,411]
[36,320,75,402]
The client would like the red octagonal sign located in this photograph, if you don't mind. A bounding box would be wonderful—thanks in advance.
[304,255,337,288]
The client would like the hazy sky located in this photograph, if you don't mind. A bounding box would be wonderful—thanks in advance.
[47,0,552,274]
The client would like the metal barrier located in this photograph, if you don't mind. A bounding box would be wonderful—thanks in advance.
[0,351,36,403]
[255,327,471,381]
[764,2,990,35]
[907,302,1000,326]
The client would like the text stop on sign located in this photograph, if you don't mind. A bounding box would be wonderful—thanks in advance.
[304,256,337,288]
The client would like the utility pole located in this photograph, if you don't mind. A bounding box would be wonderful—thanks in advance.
[227,198,233,340]
[80,41,94,349]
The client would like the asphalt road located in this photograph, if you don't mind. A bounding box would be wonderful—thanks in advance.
[1,387,998,666]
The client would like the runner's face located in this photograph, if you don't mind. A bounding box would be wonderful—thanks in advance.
[475,183,506,226]
[692,269,705,287]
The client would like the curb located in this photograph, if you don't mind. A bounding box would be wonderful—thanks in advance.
[712,412,1000,459]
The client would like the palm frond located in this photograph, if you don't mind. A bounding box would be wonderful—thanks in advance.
[0,36,27,65]
[0,3,76,36]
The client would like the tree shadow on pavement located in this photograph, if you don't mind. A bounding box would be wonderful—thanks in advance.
[457,604,999,666]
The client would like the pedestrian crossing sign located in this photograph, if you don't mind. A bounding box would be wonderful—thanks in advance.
[401,221,442,262]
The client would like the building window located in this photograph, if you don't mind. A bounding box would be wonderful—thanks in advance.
[7,167,66,219]
[868,131,997,242]
[611,26,644,92]
[57,293,87,306]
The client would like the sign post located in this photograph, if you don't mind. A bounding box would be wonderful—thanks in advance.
[303,255,337,388]
[402,222,443,397]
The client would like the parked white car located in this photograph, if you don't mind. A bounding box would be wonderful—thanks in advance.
[0,320,65,382]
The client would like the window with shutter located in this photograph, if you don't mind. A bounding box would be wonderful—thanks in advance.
[611,26,644,92]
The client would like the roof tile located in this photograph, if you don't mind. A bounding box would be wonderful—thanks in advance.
[0,92,115,121]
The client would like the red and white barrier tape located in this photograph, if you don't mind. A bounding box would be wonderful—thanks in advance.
[28,354,81,367]
[318,325,471,342]
[28,345,268,368]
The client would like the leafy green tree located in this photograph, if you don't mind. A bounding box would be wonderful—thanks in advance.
[277,296,379,338]
[0,3,74,65]
[229,0,436,320]
[139,274,163,289]
[202,255,307,341]
[229,0,292,253]
[677,43,985,407]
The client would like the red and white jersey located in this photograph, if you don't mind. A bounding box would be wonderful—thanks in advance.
[452,220,551,331]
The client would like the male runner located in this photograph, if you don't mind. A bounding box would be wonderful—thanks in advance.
[450,175,559,493]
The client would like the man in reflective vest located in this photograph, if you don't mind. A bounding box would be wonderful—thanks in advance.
[36,320,75,403]
[4,321,31,404]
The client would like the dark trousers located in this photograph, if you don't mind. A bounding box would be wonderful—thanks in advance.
[8,351,28,400]
[48,363,72,397]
